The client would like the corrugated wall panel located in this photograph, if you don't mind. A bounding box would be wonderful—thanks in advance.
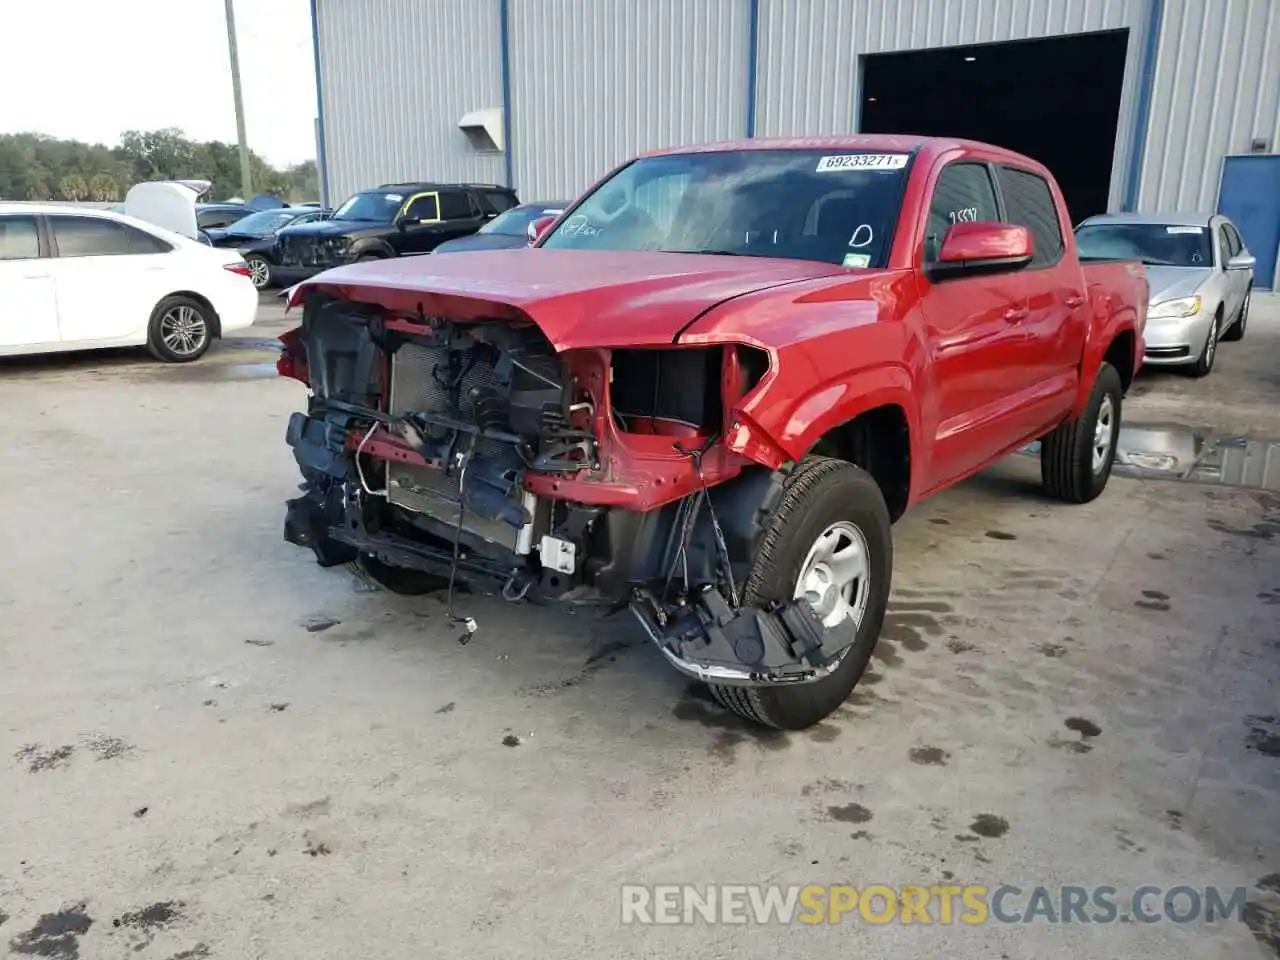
[315,0,504,203]
[1139,0,1280,211]
[507,0,749,200]
[756,0,1145,210]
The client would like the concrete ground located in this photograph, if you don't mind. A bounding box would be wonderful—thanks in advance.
[0,292,1277,960]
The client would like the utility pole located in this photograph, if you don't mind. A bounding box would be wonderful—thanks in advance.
[224,0,253,199]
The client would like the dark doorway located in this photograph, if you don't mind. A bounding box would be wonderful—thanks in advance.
[859,30,1130,222]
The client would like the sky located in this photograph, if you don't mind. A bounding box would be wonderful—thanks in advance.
[0,0,317,169]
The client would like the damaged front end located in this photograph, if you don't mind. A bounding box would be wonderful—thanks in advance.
[278,290,855,686]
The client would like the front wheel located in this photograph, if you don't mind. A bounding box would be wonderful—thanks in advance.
[147,295,214,363]
[708,457,893,730]
[1187,311,1220,377]
[1221,293,1249,342]
[1040,361,1122,503]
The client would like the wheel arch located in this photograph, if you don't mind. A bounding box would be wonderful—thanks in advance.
[803,403,913,522]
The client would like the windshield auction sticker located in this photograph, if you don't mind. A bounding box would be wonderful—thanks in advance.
[816,154,909,172]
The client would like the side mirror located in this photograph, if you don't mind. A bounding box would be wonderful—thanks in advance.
[527,214,557,246]
[1226,252,1256,271]
[929,222,1033,280]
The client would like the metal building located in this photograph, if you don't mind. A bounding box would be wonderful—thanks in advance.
[310,0,1280,287]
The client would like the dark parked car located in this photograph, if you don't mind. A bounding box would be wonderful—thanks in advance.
[272,181,519,283]
[205,207,331,289]
[433,201,568,253]
[196,193,290,230]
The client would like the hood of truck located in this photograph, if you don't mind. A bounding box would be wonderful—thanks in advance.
[283,218,385,239]
[288,248,845,350]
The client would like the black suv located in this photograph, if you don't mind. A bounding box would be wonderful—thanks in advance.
[273,182,519,283]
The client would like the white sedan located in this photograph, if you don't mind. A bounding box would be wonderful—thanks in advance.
[0,202,258,362]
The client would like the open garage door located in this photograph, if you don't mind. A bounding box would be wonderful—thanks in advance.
[860,30,1130,223]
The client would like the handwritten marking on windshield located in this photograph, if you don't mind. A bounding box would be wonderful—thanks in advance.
[848,224,874,248]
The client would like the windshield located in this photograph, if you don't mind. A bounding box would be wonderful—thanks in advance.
[332,190,405,223]
[480,204,563,236]
[540,149,911,267]
[1075,222,1213,267]
[224,209,298,236]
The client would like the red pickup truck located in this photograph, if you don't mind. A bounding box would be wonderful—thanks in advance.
[278,135,1147,731]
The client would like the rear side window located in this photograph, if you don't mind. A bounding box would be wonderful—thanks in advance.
[438,191,472,220]
[996,166,1064,267]
[0,215,40,260]
[1221,222,1241,258]
[482,191,517,214]
[51,216,171,257]
[925,162,1000,262]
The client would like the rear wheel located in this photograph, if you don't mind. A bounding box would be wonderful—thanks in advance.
[356,252,388,262]
[1221,293,1249,342]
[147,295,214,363]
[1040,361,1122,504]
[707,457,893,730]
[246,254,272,290]
[1187,310,1220,377]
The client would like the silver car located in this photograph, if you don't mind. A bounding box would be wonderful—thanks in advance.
[1074,212,1255,377]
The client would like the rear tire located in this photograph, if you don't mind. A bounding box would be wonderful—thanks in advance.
[707,457,893,730]
[1221,293,1248,342]
[146,295,214,363]
[356,252,388,262]
[246,254,273,291]
[1040,362,1122,504]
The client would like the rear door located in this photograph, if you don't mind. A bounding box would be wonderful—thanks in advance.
[0,213,59,348]
[992,164,1086,435]
[46,214,174,343]
[916,159,1030,488]
[434,190,487,246]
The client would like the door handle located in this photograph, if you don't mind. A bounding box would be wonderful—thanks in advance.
[1065,293,1085,308]
[20,272,50,279]
[1003,307,1029,323]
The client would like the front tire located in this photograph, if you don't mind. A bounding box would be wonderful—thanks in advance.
[708,457,893,730]
[1187,310,1220,377]
[146,295,214,363]
[1221,293,1249,342]
[1040,361,1122,503]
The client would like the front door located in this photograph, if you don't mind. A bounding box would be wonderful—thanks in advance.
[916,159,1031,490]
[0,214,59,349]
[1218,154,1280,290]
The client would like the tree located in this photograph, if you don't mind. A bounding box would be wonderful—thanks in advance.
[58,173,88,201]
[0,129,316,203]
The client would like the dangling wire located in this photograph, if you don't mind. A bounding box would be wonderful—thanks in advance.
[445,433,479,643]
[675,434,739,608]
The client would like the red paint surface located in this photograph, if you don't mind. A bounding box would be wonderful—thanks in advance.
[285,136,1148,514]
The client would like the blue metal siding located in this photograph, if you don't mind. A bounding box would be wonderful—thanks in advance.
[1138,0,1280,211]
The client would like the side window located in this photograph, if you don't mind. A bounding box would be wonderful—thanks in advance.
[0,215,40,260]
[403,193,440,222]
[483,191,517,213]
[51,216,171,257]
[924,162,1000,262]
[996,166,1064,268]
[1222,223,1242,257]
[438,190,472,221]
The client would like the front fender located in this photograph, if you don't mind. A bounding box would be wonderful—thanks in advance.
[348,237,396,260]
[727,363,921,474]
